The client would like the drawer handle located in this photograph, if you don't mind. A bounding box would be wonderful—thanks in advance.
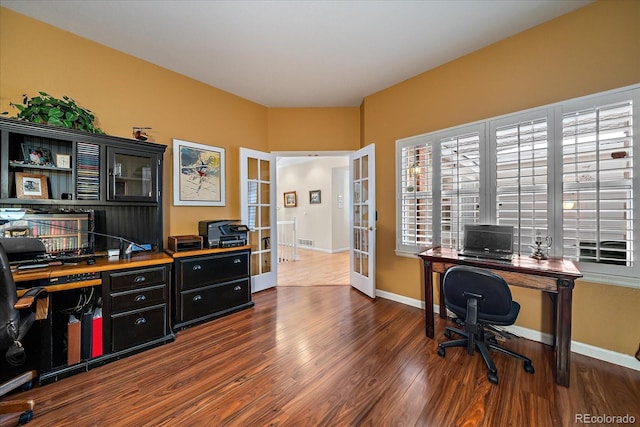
[134,275,146,283]
[135,317,146,325]
[192,264,202,271]
[134,295,147,302]
[233,258,241,264]
[193,294,202,301]
[234,286,242,291]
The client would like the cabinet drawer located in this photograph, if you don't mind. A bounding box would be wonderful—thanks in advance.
[111,284,166,313]
[180,278,250,322]
[178,251,249,290]
[110,266,166,291]
[111,304,167,352]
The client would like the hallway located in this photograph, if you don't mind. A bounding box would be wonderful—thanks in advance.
[277,248,349,286]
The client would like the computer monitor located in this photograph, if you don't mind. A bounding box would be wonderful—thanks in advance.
[462,224,514,255]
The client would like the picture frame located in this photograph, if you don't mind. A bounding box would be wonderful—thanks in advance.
[173,139,226,206]
[284,191,297,207]
[15,172,49,199]
[309,189,321,204]
[56,154,71,169]
[21,144,53,166]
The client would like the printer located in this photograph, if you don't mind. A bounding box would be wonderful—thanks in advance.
[198,220,249,249]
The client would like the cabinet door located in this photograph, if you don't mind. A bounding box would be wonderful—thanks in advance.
[107,146,158,202]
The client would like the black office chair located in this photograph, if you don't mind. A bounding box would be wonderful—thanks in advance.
[436,265,534,384]
[0,240,47,425]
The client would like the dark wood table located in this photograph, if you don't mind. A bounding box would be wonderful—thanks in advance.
[419,247,582,387]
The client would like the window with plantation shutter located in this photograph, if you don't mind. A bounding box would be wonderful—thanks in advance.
[397,136,433,252]
[494,115,549,254]
[562,99,634,269]
[440,130,481,250]
[396,84,638,286]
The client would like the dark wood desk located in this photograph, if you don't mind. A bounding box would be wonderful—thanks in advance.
[10,252,175,384]
[419,247,582,387]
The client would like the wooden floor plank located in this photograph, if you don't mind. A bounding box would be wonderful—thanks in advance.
[1,286,639,427]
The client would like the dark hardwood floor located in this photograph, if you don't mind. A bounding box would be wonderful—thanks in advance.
[2,286,639,426]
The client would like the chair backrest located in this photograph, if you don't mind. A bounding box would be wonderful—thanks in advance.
[442,265,513,316]
[0,240,20,349]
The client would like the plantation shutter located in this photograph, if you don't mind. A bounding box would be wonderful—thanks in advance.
[399,141,433,251]
[495,117,549,254]
[562,100,634,266]
[440,132,481,250]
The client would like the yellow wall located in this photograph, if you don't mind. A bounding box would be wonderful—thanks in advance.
[268,108,360,152]
[363,0,640,356]
[2,2,639,357]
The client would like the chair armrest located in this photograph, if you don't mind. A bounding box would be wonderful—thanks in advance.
[14,287,47,310]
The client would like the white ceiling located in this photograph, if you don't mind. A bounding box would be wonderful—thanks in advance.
[1,0,591,108]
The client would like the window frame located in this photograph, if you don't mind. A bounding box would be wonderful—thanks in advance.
[396,84,639,288]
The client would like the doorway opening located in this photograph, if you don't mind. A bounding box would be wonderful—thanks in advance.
[275,153,350,286]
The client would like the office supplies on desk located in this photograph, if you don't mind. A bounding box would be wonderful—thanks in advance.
[458,224,514,261]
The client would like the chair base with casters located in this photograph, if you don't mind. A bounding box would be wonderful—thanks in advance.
[436,265,535,385]
[0,370,37,425]
[437,321,534,384]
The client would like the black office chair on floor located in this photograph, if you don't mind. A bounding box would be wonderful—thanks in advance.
[436,265,534,384]
[0,240,47,425]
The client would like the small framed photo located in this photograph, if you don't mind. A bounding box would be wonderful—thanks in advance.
[309,190,321,204]
[15,172,49,199]
[21,144,52,165]
[56,154,71,169]
[284,191,297,207]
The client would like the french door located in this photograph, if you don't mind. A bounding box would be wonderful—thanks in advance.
[240,148,277,292]
[350,144,376,298]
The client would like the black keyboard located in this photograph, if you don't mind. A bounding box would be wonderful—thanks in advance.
[458,250,513,261]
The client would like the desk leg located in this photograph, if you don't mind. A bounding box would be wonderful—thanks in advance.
[555,280,574,387]
[423,260,435,338]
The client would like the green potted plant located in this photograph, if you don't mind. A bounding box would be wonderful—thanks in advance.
[3,91,104,134]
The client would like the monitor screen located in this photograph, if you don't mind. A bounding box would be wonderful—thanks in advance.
[463,224,514,254]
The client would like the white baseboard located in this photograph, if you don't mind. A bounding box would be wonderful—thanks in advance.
[375,289,639,371]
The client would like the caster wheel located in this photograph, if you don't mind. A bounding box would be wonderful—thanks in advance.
[444,330,452,338]
[488,373,499,384]
[524,362,535,374]
[437,346,446,357]
[18,410,33,425]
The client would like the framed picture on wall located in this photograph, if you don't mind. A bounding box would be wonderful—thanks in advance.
[309,190,321,204]
[173,139,226,206]
[284,191,297,207]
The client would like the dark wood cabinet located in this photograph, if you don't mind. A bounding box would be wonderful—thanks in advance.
[105,265,171,352]
[0,117,166,252]
[168,247,253,330]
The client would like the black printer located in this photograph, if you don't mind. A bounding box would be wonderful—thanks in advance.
[198,220,249,249]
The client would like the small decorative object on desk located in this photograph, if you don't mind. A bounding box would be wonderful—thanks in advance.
[530,234,552,260]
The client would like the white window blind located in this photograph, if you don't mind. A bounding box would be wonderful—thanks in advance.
[562,100,634,267]
[440,132,480,250]
[399,140,433,251]
[495,117,549,254]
